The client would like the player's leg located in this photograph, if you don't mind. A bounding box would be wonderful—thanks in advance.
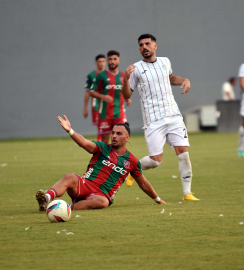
[72,195,109,210]
[140,119,166,170]
[36,173,78,211]
[167,116,199,200]
[237,117,244,157]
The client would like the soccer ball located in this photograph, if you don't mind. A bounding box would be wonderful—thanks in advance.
[46,200,71,223]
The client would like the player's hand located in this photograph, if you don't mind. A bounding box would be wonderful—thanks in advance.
[83,108,88,118]
[125,99,132,106]
[124,65,136,81]
[157,199,167,204]
[103,95,113,103]
[180,79,190,94]
[57,115,71,132]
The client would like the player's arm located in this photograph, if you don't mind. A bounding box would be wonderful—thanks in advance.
[89,74,113,103]
[90,91,113,103]
[57,115,96,153]
[83,90,90,118]
[169,74,191,94]
[240,77,244,92]
[134,174,166,204]
[122,65,136,99]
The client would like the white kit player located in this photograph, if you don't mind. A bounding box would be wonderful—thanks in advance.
[237,63,244,157]
[122,33,199,201]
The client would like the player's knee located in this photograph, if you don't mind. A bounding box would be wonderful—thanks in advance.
[140,156,161,170]
[63,173,77,186]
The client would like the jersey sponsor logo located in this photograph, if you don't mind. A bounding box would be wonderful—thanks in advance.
[84,168,94,179]
[105,85,122,90]
[102,160,127,175]
[142,70,147,74]
[124,160,131,169]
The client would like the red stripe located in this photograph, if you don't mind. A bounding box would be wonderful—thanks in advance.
[119,72,125,118]
[106,70,116,119]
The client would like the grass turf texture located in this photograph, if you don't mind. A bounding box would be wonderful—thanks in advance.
[0,133,244,270]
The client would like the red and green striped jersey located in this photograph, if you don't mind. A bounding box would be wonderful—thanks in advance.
[82,141,143,204]
[90,69,125,119]
[85,70,99,112]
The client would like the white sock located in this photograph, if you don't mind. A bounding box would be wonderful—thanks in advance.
[45,193,51,203]
[140,156,161,170]
[238,126,244,151]
[178,152,192,196]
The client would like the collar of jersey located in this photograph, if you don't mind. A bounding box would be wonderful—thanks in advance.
[142,58,157,64]
[106,69,120,76]
[112,149,128,156]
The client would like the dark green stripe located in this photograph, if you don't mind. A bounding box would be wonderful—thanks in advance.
[114,73,122,118]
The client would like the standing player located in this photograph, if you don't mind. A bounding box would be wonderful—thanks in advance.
[84,54,106,141]
[122,33,199,201]
[36,115,166,211]
[237,63,244,157]
[90,50,132,144]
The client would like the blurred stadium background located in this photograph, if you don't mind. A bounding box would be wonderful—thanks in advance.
[1,0,244,138]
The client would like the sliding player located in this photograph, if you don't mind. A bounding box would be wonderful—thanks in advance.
[84,54,106,141]
[36,115,166,211]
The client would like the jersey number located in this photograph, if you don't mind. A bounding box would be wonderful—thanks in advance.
[183,128,188,138]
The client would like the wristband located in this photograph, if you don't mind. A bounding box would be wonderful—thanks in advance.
[68,128,74,136]
[154,196,161,202]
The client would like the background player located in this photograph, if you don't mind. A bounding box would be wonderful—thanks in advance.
[36,115,166,210]
[90,50,132,144]
[237,63,244,157]
[84,54,106,141]
[122,33,199,201]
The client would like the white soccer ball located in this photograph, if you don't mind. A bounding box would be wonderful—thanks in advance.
[46,199,71,223]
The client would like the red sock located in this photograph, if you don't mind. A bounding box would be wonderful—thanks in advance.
[46,188,57,201]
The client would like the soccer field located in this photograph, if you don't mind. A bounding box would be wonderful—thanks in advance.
[0,132,244,270]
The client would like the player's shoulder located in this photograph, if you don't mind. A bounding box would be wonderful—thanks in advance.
[87,70,96,77]
[133,60,143,67]
[157,56,170,63]
[127,151,139,163]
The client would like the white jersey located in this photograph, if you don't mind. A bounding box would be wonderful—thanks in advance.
[129,57,181,129]
[239,63,244,116]
[222,82,235,100]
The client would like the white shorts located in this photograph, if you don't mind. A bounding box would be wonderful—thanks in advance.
[144,116,190,156]
[240,94,244,117]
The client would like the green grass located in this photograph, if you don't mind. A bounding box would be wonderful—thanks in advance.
[0,133,244,270]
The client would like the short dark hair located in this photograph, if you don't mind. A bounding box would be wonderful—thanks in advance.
[95,54,106,61]
[138,34,156,43]
[107,50,120,57]
[229,77,236,83]
[114,122,130,135]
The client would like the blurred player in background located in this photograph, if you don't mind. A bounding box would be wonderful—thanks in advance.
[237,63,244,157]
[122,33,199,201]
[222,77,236,101]
[90,50,132,144]
[36,115,166,211]
[84,54,106,141]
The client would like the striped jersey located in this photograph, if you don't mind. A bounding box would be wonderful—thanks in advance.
[129,57,181,129]
[82,141,142,204]
[85,70,99,112]
[91,69,125,119]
